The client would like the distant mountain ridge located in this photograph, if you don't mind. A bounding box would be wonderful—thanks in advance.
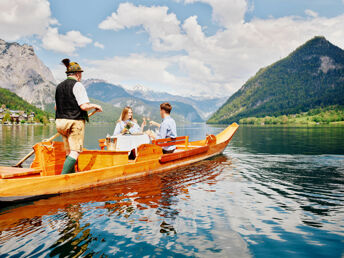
[208,36,344,124]
[0,39,56,110]
[84,81,204,123]
[128,85,227,119]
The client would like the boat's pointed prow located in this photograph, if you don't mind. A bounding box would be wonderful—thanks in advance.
[215,122,239,144]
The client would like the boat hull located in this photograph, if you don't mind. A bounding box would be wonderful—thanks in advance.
[0,123,238,204]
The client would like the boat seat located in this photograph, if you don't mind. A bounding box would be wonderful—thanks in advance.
[0,166,41,179]
[160,146,209,163]
[153,136,189,149]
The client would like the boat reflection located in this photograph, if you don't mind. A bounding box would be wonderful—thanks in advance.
[0,155,230,256]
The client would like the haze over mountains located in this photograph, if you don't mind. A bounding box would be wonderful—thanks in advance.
[83,80,202,123]
[84,80,226,122]
[209,36,344,124]
[0,39,225,123]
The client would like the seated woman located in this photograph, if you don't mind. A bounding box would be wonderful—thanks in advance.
[113,106,146,135]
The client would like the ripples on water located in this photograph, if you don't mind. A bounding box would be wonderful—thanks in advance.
[0,125,343,257]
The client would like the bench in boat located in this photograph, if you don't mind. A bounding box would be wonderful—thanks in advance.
[0,166,41,179]
[152,136,209,163]
[152,136,189,149]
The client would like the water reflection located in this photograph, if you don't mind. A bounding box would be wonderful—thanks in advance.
[0,155,250,257]
[1,124,344,257]
[222,147,344,256]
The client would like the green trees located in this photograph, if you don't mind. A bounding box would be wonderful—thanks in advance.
[209,36,344,124]
[238,106,344,125]
[0,87,52,124]
[2,113,11,124]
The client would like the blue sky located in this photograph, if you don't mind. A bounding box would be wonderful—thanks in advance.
[1,0,344,96]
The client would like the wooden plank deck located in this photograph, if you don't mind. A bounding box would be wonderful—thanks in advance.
[0,167,41,179]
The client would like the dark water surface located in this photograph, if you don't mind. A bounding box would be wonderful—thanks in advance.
[0,124,343,257]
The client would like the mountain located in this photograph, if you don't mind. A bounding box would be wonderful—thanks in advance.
[110,97,202,124]
[86,81,131,102]
[128,85,226,119]
[0,39,56,110]
[0,87,52,119]
[208,36,344,124]
[88,98,127,123]
[85,82,204,123]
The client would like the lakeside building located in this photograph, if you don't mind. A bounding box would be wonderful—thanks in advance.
[0,107,35,123]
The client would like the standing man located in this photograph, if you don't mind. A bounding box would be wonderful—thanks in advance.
[55,58,102,174]
[149,102,177,154]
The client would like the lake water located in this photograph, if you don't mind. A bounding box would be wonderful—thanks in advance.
[0,124,343,257]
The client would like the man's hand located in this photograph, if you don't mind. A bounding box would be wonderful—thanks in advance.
[149,121,160,128]
[80,103,103,112]
[94,104,103,112]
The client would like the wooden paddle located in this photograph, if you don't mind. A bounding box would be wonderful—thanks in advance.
[13,110,99,168]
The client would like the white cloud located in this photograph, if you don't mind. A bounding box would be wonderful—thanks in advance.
[99,2,185,51]
[85,54,177,89]
[0,0,54,41]
[42,27,92,55]
[0,0,93,55]
[305,9,318,18]
[184,0,247,27]
[94,41,104,49]
[95,2,344,96]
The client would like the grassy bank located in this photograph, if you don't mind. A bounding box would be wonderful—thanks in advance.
[239,106,344,126]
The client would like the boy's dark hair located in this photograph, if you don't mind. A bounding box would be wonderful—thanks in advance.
[160,102,172,114]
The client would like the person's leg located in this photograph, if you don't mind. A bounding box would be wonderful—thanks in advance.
[61,135,70,156]
[56,119,75,174]
[61,135,75,174]
[56,119,71,155]
[61,150,79,174]
[61,121,85,175]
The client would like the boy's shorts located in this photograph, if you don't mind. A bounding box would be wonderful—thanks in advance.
[56,119,85,153]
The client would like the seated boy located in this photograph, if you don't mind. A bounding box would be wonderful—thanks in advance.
[149,102,177,154]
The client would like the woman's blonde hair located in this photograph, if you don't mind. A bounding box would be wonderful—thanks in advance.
[118,106,137,123]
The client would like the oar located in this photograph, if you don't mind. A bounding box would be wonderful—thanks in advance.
[13,110,98,168]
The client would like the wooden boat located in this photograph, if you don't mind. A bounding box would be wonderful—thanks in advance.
[0,123,239,204]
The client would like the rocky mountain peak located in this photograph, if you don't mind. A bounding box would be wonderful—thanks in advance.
[0,39,56,110]
[83,78,107,88]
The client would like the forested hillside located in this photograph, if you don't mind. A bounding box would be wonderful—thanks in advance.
[0,87,52,121]
[208,36,344,124]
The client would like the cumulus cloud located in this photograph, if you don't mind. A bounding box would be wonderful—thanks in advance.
[305,9,318,18]
[42,28,92,55]
[95,2,344,96]
[94,41,105,49]
[0,0,54,41]
[184,0,248,26]
[0,0,92,55]
[99,2,185,51]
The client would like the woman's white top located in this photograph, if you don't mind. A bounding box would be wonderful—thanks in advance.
[113,120,141,135]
